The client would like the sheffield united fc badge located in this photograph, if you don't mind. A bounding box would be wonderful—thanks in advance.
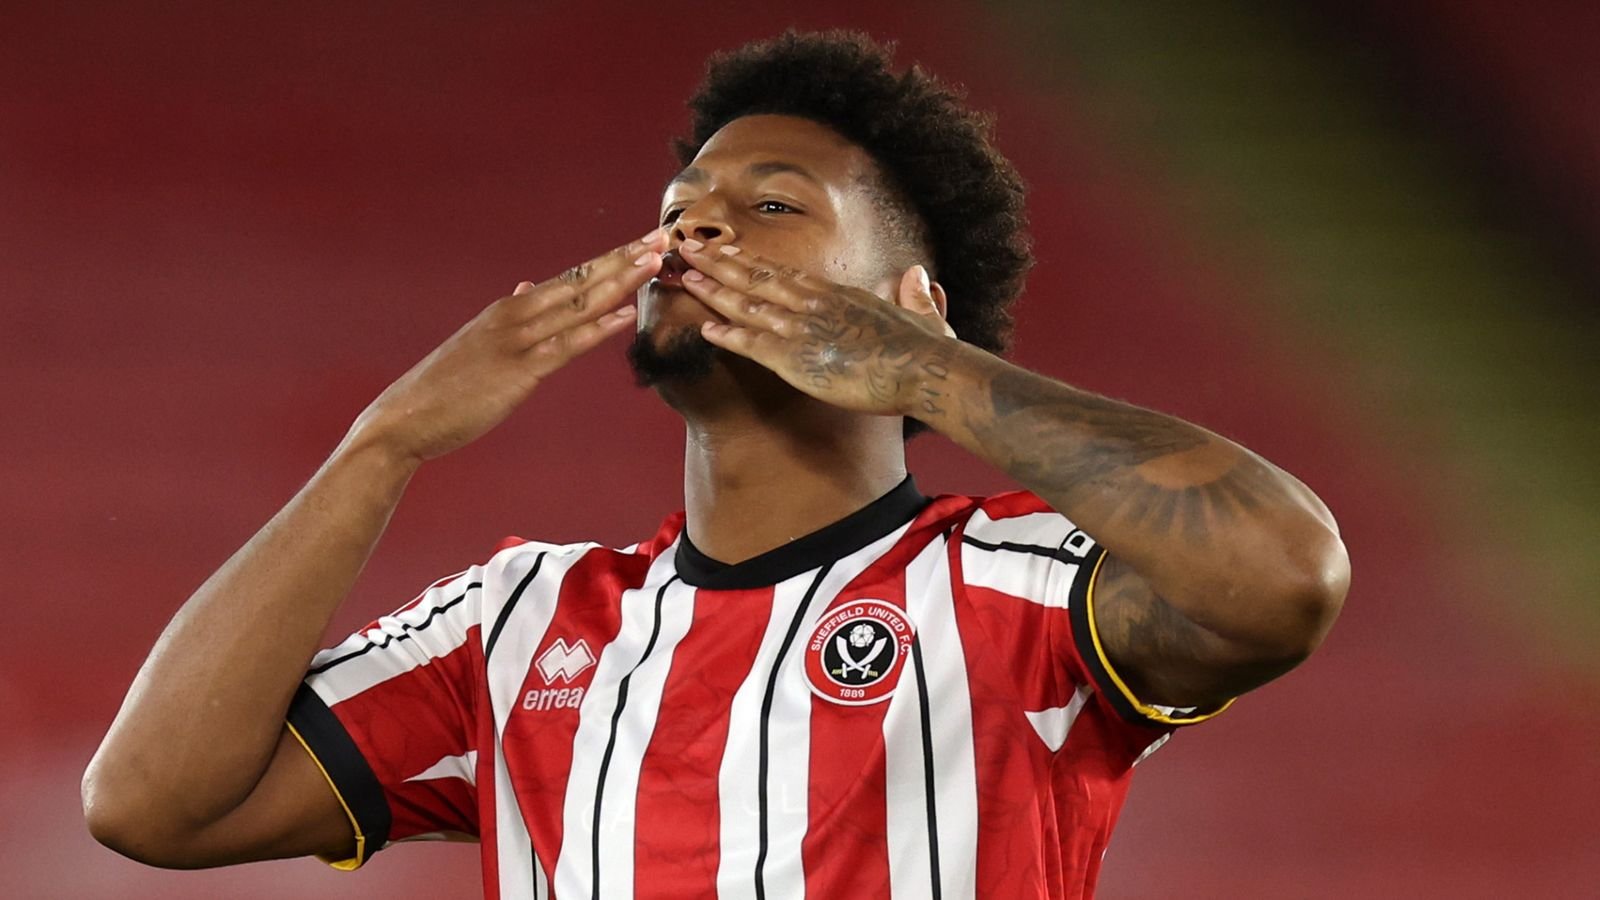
[803,599,915,705]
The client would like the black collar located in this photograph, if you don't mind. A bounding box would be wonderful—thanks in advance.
[675,476,928,590]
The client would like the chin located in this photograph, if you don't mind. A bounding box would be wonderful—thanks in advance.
[626,324,721,387]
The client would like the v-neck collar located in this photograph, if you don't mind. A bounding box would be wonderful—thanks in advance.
[674,476,928,590]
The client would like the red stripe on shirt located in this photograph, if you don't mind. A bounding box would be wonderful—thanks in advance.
[632,585,774,896]
[501,547,655,889]
[327,626,483,840]
[946,537,1057,898]
[798,561,916,899]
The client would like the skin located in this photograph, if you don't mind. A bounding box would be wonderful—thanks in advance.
[83,113,1348,868]
[82,232,669,865]
[641,116,949,562]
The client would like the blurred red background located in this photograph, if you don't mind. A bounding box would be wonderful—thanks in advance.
[3,2,1596,897]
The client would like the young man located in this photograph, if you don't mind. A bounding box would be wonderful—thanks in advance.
[84,31,1348,899]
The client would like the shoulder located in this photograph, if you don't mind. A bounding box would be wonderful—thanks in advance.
[925,489,1096,551]
[493,508,683,561]
[477,512,685,591]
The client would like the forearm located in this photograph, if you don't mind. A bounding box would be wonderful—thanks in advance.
[912,341,1346,654]
[84,436,419,833]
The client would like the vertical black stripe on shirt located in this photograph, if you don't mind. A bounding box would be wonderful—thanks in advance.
[754,563,833,900]
[532,845,542,900]
[590,576,676,900]
[910,635,943,899]
[484,551,547,662]
[487,552,548,899]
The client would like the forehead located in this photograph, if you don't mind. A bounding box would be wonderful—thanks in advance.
[681,114,878,187]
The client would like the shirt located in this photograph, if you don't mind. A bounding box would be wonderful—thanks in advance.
[288,477,1226,899]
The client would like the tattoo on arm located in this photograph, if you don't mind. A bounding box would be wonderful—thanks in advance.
[1095,555,1303,706]
[920,351,1339,706]
[968,366,1279,549]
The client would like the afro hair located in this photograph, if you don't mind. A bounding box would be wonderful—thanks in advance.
[675,30,1033,436]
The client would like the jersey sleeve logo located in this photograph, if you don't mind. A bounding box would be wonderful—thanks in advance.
[803,599,914,706]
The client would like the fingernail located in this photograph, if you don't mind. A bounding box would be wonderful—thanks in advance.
[915,265,931,293]
[639,227,664,245]
[684,269,705,282]
[633,252,655,266]
[612,305,637,319]
[681,239,705,252]
[719,245,741,256]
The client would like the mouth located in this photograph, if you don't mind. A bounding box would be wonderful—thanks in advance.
[651,249,691,288]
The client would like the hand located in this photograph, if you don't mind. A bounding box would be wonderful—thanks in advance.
[678,241,958,418]
[344,228,667,463]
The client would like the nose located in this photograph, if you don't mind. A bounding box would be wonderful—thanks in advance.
[671,197,736,247]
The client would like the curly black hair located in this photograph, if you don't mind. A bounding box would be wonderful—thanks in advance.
[675,30,1033,436]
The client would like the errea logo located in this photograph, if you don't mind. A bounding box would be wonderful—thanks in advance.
[536,637,596,684]
[523,637,595,713]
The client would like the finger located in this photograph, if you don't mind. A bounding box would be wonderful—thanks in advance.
[680,269,803,338]
[517,256,651,348]
[698,320,793,371]
[524,304,638,374]
[515,227,666,319]
[677,241,815,311]
[515,232,664,345]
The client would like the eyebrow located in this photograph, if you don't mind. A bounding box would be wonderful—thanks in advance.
[664,160,824,191]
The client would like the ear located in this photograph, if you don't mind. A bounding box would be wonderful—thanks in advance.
[897,265,956,338]
[928,280,949,320]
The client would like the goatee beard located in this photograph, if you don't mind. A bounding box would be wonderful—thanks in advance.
[626,328,721,387]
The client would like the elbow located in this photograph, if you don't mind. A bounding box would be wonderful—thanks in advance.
[1264,524,1350,662]
[82,758,151,863]
[82,758,198,869]
[82,761,140,860]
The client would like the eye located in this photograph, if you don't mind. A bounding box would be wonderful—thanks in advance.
[661,208,685,226]
[755,200,797,214]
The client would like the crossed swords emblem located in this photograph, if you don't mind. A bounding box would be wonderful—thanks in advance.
[831,632,888,681]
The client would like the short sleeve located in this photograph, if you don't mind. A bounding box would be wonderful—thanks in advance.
[956,492,1229,741]
[287,567,486,870]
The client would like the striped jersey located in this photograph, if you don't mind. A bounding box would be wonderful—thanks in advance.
[287,477,1225,899]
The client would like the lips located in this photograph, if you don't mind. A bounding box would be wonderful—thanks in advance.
[653,249,690,287]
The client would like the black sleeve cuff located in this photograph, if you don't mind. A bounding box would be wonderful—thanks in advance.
[285,683,393,868]
[1068,547,1234,729]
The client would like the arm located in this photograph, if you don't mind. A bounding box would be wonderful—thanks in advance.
[912,350,1349,709]
[83,230,667,867]
[677,245,1349,710]
[82,443,418,867]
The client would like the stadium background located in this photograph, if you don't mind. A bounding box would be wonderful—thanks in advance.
[3,1,1596,897]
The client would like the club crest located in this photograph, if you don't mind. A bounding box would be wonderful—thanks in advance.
[803,599,915,706]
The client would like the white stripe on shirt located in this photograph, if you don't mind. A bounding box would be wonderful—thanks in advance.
[485,543,593,900]
[308,569,482,705]
[886,535,978,900]
[591,576,698,899]
[553,544,681,899]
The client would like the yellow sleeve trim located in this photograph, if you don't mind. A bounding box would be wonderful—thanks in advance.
[285,720,368,871]
[1083,552,1236,726]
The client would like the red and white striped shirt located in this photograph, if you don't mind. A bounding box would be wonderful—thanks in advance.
[288,477,1226,899]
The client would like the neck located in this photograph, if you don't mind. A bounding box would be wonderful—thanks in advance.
[679,400,907,566]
